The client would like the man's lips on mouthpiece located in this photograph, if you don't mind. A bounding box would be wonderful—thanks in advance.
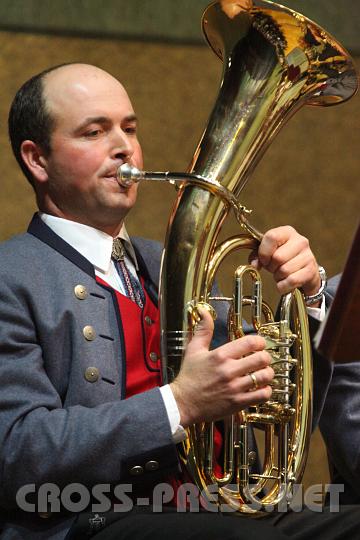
[103,169,132,190]
[104,164,136,186]
[104,171,117,179]
[104,164,126,180]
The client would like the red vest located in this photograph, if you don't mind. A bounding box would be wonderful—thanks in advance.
[96,275,223,502]
[96,276,162,396]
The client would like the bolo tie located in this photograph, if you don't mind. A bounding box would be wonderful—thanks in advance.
[111,238,145,309]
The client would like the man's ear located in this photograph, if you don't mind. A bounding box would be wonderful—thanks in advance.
[20,140,49,183]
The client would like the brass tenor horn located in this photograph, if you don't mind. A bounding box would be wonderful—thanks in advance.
[118,1,358,513]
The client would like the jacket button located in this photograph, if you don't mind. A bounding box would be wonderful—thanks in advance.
[74,285,88,300]
[84,367,99,383]
[145,316,153,326]
[149,352,158,362]
[130,466,144,476]
[145,460,159,472]
[83,325,96,341]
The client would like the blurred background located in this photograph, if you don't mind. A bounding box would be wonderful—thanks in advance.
[0,0,359,492]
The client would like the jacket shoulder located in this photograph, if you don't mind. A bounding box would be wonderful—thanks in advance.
[0,232,42,270]
[131,237,163,286]
[0,231,92,287]
[131,237,162,258]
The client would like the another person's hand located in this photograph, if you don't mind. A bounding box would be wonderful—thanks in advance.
[170,308,273,428]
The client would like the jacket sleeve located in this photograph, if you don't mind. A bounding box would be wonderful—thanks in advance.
[318,275,360,500]
[319,360,360,501]
[0,251,178,508]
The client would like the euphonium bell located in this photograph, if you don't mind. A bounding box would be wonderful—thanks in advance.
[118,1,358,513]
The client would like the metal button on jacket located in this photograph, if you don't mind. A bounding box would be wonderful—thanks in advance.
[83,325,96,341]
[144,316,153,326]
[145,460,159,472]
[84,367,99,383]
[130,466,144,476]
[149,352,158,362]
[74,284,88,300]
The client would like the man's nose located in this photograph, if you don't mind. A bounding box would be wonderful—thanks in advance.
[110,129,134,161]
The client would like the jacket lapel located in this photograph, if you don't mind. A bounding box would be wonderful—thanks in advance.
[27,213,95,278]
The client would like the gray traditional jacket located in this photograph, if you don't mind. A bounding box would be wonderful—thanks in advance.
[0,214,334,539]
[0,214,179,539]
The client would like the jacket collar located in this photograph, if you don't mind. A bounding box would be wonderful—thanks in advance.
[27,213,159,304]
[28,213,95,278]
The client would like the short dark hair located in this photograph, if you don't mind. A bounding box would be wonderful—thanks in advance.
[8,63,73,186]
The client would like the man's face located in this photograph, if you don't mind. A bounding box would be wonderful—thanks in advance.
[38,64,143,234]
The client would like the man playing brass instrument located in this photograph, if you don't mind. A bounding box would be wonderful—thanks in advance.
[0,63,358,540]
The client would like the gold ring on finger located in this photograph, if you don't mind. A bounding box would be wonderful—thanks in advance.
[249,372,258,391]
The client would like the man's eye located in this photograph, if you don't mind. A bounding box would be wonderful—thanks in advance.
[85,129,102,137]
[125,126,137,135]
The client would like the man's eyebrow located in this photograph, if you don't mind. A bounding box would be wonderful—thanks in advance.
[125,114,138,123]
[74,114,138,132]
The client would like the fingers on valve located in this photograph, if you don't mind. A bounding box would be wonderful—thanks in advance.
[247,366,274,393]
[237,349,272,376]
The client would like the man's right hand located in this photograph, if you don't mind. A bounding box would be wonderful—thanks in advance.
[170,307,274,428]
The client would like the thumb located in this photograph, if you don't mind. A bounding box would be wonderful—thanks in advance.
[186,306,214,355]
[250,257,262,270]
[248,249,262,270]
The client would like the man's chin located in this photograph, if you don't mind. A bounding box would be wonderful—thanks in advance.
[102,176,138,198]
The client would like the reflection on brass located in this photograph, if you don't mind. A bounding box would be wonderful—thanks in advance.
[220,0,253,19]
[122,1,358,513]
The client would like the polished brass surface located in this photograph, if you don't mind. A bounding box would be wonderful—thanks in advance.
[122,0,357,512]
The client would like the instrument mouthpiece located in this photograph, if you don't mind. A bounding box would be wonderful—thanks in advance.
[117,163,144,187]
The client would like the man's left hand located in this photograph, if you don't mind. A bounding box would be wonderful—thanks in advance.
[250,226,321,297]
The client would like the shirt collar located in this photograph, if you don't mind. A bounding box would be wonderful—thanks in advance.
[39,213,139,272]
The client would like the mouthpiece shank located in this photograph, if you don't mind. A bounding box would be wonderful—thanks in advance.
[117,163,261,239]
[117,163,180,187]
